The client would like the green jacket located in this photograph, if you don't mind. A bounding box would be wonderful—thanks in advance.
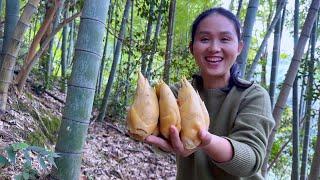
[171,79,275,180]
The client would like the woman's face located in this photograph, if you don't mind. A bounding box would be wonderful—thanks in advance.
[190,14,243,83]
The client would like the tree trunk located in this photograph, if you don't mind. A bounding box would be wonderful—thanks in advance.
[236,0,258,77]
[140,0,155,76]
[0,0,40,113]
[236,0,243,18]
[16,0,58,84]
[308,106,320,180]
[96,1,113,97]
[67,18,74,66]
[163,0,176,84]
[38,3,54,61]
[60,7,69,93]
[246,0,287,80]
[52,0,109,179]
[96,32,109,96]
[68,0,76,66]
[146,0,165,80]
[13,12,80,95]
[97,0,131,122]
[0,0,20,69]
[260,0,274,87]
[300,20,316,180]
[0,0,2,24]
[262,0,320,176]
[291,0,300,179]
[112,0,118,53]
[45,0,66,89]
[0,0,5,51]
[299,79,312,180]
[110,50,124,114]
[15,0,58,93]
[268,1,283,108]
[298,48,309,120]
[124,0,134,107]
[299,73,307,118]
[260,55,267,86]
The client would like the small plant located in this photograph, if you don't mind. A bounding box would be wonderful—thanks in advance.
[0,142,60,180]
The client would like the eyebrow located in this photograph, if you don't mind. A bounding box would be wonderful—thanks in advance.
[198,31,210,34]
[198,31,234,36]
[220,31,234,36]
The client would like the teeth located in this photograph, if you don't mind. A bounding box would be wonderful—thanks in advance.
[206,57,222,62]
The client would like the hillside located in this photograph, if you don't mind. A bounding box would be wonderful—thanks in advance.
[0,82,176,179]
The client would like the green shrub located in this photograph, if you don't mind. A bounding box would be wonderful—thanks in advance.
[0,142,59,180]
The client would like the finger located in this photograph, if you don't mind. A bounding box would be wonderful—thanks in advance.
[199,129,212,147]
[145,135,173,152]
[169,126,185,153]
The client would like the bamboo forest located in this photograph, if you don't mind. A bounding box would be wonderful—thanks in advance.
[0,0,319,179]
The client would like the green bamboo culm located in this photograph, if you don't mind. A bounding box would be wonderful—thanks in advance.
[0,0,39,112]
[52,0,109,179]
[0,0,20,68]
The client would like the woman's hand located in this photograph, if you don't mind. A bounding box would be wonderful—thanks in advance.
[145,126,194,157]
[145,126,214,157]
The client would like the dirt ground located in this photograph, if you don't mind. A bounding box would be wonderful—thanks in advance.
[0,85,176,179]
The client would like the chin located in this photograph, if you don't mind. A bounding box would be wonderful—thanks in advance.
[206,70,224,76]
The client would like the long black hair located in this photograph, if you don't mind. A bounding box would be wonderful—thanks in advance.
[190,7,252,90]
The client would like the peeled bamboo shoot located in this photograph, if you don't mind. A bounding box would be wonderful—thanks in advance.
[156,80,181,139]
[127,72,159,141]
[178,78,209,149]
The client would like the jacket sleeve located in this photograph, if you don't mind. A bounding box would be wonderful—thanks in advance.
[215,84,275,177]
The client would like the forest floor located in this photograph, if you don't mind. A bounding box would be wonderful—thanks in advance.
[0,81,176,179]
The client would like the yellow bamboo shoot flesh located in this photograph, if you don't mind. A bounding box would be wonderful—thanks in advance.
[178,78,210,149]
[127,72,159,141]
[156,80,181,139]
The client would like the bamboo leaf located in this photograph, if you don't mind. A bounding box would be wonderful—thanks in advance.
[28,146,44,153]
[5,146,16,164]
[48,156,57,168]
[12,142,29,151]
[50,152,60,158]
[38,156,47,170]
[23,149,31,167]
[0,155,9,168]
[22,171,30,180]
[14,175,23,180]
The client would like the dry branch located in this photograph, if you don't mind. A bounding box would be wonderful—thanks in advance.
[15,11,82,93]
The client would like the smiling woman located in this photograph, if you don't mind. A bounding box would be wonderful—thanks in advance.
[190,13,243,89]
[146,7,275,180]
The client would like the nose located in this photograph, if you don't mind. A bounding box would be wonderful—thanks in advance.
[208,41,221,52]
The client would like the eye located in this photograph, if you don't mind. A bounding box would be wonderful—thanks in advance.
[221,37,231,42]
[200,37,209,42]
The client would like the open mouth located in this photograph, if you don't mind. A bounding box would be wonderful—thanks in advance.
[205,57,223,64]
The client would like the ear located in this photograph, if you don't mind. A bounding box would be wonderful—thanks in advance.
[237,41,244,55]
[189,42,194,55]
